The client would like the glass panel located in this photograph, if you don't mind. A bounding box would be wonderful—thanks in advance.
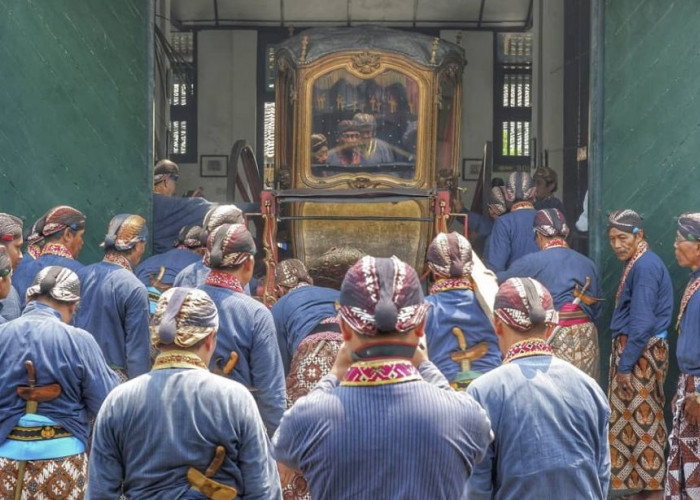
[309,68,418,180]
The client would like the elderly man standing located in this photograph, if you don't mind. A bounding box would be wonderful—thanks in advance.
[498,208,601,379]
[424,232,501,388]
[74,214,151,380]
[607,209,672,500]
[272,256,493,499]
[0,267,119,499]
[665,213,700,499]
[466,277,610,499]
[485,171,539,272]
[88,287,282,499]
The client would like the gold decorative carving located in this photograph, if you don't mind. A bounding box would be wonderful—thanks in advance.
[351,52,381,74]
[277,168,291,189]
[436,169,456,190]
[299,35,309,64]
[430,38,440,65]
[348,176,379,189]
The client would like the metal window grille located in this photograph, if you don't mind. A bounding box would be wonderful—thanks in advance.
[169,32,197,162]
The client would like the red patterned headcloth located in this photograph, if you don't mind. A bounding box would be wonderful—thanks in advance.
[504,171,536,204]
[427,231,473,278]
[494,277,557,332]
[533,208,569,238]
[41,206,86,238]
[338,255,430,336]
[204,223,255,269]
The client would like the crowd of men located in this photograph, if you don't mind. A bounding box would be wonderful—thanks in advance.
[0,163,698,499]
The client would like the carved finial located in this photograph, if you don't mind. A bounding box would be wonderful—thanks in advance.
[299,35,309,64]
[430,37,440,65]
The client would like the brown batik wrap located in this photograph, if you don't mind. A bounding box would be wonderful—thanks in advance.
[0,452,87,500]
[608,335,668,493]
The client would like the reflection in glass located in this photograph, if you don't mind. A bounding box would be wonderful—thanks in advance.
[310,68,418,180]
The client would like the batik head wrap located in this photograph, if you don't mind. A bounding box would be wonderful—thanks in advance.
[153,159,179,185]
[337,119,359,135]
[0,213,23,243]
[494,277,557,332]
[338,255,430,336]
[427,232,473,278]
[175,225,205,249]
[308,246,366,290]
[204,223,256,269]
[101,214,148,251]
[677,212,700,242]
[504,172,536,204]
[41,206,86,238]
[311,134,328,153]
[202,204,244,234]
[533,166,558,192]
[26,266,81,303]
[608,209,643,235]
[151,287,219,348]
[487,186,507,216]
[0,247,11,278]
[533,208,570,238]
[275,259,313,288]
[353,113,377,132]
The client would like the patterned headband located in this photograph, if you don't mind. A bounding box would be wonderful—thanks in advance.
[175,225,205,249]
[487,186,507,216]
[494,277,557,332]
[41,206,86,238]
[338,255,430,336]
[505,172,536,203]
[533,208,569,238]
[608,209,643,234]
[677,212,700,242]
[26,266,81,303]
[308,246,366,290]
[203,205,244,233]
[275,258,312,288]
[151,287,219,348]
[102,214,148,251]
[0,213,23,242]
[427,231,473,278]
[204,223,256,269]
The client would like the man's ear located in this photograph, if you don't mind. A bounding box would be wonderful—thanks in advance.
[338,317,354,342]
[493,316,504,337]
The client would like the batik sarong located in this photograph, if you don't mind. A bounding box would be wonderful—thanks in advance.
[548,305,599,380]
[0,452,87,500]
[665,373,700,499]
[609,335,668,494]
[283,324,342,500]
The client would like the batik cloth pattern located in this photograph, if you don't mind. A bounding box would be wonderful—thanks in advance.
[502,338,552,364]
[615,240,649,304]
[103,253,132,272]
[283,329,342,500]
[341,359,422,386]
[548,321,599,380]
[0,452,87,500]
[608,336,668,493]
[677,276,700,334]
[665,374,700,499]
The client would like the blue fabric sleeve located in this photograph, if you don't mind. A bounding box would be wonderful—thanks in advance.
[86,394,125,497]
[417,361,452,390]
[79,334,121,420]
[618,279,660,374]
[271,302,292,377]
[249,308,287,436]
[464,384,495,500]
[485,218,509,272]
[124,284,152,378]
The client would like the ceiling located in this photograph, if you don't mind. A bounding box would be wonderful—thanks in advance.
[169,0,534,30]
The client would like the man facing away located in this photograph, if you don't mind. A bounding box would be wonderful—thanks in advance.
[0,266,119,499]
[665,213,700,499]
[0,213,24,322]
[88,287,282,500]
[272,255,493,499]
[466,277,610,500]
[498,208,602,379]
[607,209,672,499]
[12,205,86,310]
[74,214,151,380]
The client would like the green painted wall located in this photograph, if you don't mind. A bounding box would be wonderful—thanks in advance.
[0,1,152,264]
[595,2,700,402]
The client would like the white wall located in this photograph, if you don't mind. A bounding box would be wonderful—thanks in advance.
[441,30,494,209]
[532,0,565,198]
[177,30,257,202]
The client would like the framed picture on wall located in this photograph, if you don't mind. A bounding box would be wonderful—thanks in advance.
[200,155,228,177]
[462,158,482,181]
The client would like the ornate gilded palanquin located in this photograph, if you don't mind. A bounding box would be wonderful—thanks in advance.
[261,27,465,305]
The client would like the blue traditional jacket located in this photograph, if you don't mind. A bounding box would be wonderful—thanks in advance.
[135,248,202,288]
[485,209,539,272]
[13,252,84,310]
[87,352,282,500]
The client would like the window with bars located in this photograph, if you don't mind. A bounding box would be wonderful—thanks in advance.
[169,32,197,163]
[494,33,532,171]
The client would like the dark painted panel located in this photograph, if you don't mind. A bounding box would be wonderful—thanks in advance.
[0,1,152,264]
[596,1,700,413]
